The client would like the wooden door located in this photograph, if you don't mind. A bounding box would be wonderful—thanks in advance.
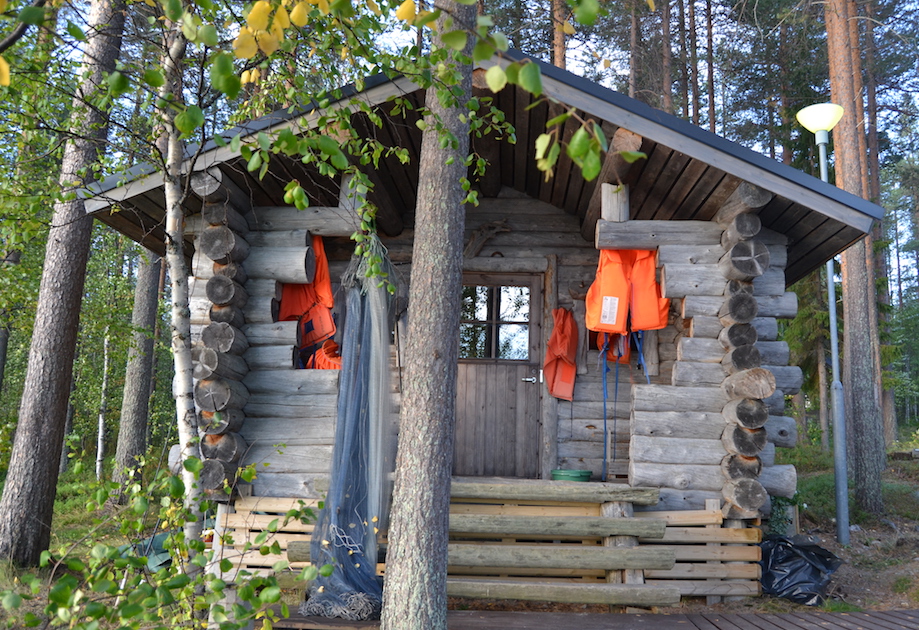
[454,274,542,478]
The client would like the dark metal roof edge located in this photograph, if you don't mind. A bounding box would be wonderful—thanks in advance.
[501,50,883,226]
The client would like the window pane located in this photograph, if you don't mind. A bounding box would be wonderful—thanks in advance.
[498,286,529,321]
[497,324,529,360]
[459,323,489,359]
[462,286,490,321]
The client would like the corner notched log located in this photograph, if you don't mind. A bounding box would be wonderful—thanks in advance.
[722,398,768,429]
[721,424,768,457]
[202,322,250,355]
[192,345,249,381]
[721,344,762,374]
[722,368,776,400]
[718,324,758,349]
[721,477,768,511]
[199,408,245,435]
[721,454,763,480]
[201,432,248,463]
[202,201,250,234]
[200,458,238,493]
[209,304,246,329]
[194,377,251,412]
[721,213,762,250]
[714,182,773,225]
[206,275,249,308]
[718,241,770,281]
[718,293,758,326]
[200,226,250,265]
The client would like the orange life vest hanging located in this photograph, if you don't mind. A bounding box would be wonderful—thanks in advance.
[585,249,669,335]
[544,308,577,401]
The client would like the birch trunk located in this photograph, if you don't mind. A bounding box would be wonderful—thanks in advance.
[96,333,111,481]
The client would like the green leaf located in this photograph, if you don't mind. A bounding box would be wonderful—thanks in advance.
[330,152,349,170]
[484,65,506,93]
[535,133,551,160]
[472,39,495,63]
[18,6,44,25]
[175,105,204,135]
[247,151,263,172]
[163,0,183,23]
[440,30,467,51]
[504,62,520,85]
[132,495,148,515]
[259,586,281,603]
[230,134,242,152]
[164,574,191,590]
[2,592,22,610]
[119,603,144,619]
[143,69,165,88]
[618,150,647,163]
[492,31,509,51]
[183,457,203,474]
[573,0,600,25]
[220,558,233,573]
[319,564,334,577]
[168,474,184,498]
[582,145,602,181]
[257,132,272,152]
[546,109,572,128]
[593,122,608,152]
[198,24,219,47]
[567,126,590,160]
[518,62,542,97]
[107,71,130,96]
[66,21,86,41]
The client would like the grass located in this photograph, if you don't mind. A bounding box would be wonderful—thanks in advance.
[892,576,913,594]
[821,599,864,612]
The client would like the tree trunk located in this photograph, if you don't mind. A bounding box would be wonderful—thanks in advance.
[688,0,699,125]
[158,26,204,546]
[551,0,566,69]
[380,4,473,627]
[826,0,885,515]
[113,253,162,497]
[661,0,672,113]
[0,0,127,566]
[96,333,111,481]
[706,0,715,133]
[629,0,639,99]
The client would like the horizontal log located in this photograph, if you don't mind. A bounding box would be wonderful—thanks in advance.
[718,292,758,326]
[240,321,299,346]
[760,442,776,466]
[202,322,249,355]
[765,415,797,448]
[681,296,724,318]
[719,323,758,349]
[766,243,787,269]
[596,220,723,249]
[688,316,722,338]
[239,416,335,445]
[243,345,297,370]
[752,317,779,341]
[722,398,768,429]
[244,246,316,284]
[721,424,768,457]
[249,205,360,236]
[194,377,250,412]
[244,395,339,419]
[446,543,674,571]
[632,384,728,414]
[245,278,283,300]
[764,390,785,415]
[189,296,212,326]
[644,563,761,580]
[192,345,249,381]
[671,361,725,386]
[631,410,724,440]
[448,514,666,538]
[241,296,279,324]
[644,580,760,597]
[243,369,340,396]
[239,443,333,474]
[201,432,248,463]
[244,471,329,500]
[446,580,681,606]
[642,526,761,544]
[722,344,761,374]
[722,478,768,511]
[752,268,786,296]
[756,292,798,318]
[656,244,725,265]
[714,182,773,225]
[630,436,726,466]
[202,201,250,234]
[450,477,660,505]
[245,228,311,249]
[634,489,723,513]
[764,365,803,395]
[721,213,762,250]
[757,341,790,366]
[661,264,727,298]
[200,226,250,265]
[722,368,776,400]
[199,408,245,435]
[677,338,725,363]
[629,462,723,492]
[759,464,797,498]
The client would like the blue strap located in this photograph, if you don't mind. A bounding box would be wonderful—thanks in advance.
[599,333,610,482]
[633,331,651,385]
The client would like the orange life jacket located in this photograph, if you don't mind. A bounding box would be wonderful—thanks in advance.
[544,308,577,401]
[585,249,669,335]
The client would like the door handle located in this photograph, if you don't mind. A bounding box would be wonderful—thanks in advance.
[521,377,538,383]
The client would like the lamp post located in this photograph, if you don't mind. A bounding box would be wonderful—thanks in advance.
[796,102,849,545]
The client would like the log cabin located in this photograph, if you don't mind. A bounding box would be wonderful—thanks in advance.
[87,51,882,605]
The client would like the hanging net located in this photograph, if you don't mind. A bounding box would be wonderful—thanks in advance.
[301,240,396,620]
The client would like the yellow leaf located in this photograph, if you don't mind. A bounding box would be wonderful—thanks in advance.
[562,20,575,35]
[367,0,381,15]
[290,1,309,25]
[0,0,7,12]
[603,59,610,69]
[0,56,9,87]
[240,69,250,84]
[395,0,415,22]
[647,0,655,10]
[257,30,279,55]
[275,6,290,28]
[317,0,329,13]
[247,0,272,31]
[270,20,284,40]
[233,31,258,58]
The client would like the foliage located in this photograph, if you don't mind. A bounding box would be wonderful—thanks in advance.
[0,460,330,628]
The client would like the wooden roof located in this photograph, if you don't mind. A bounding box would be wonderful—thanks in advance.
[86,51,882,285]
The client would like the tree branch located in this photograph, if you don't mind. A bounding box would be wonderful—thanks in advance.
[0,0,48,55]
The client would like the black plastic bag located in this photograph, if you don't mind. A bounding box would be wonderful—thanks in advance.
[760,535,843,606]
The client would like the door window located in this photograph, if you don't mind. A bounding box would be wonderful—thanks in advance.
[460,276,538,361]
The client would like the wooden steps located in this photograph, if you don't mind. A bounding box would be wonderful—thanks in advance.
[445,579,681,606]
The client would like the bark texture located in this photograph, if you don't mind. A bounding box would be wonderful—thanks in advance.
[826,0,885,515]
[0,0,126,565]
[113,253,162,495]
[380,4,473,627]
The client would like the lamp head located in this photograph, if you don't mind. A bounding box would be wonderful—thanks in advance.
[796,103,844,134]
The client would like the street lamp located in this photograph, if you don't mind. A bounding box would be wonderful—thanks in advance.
[796,102,849,546]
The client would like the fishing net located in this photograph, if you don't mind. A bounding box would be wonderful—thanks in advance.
[301,240,396,620]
